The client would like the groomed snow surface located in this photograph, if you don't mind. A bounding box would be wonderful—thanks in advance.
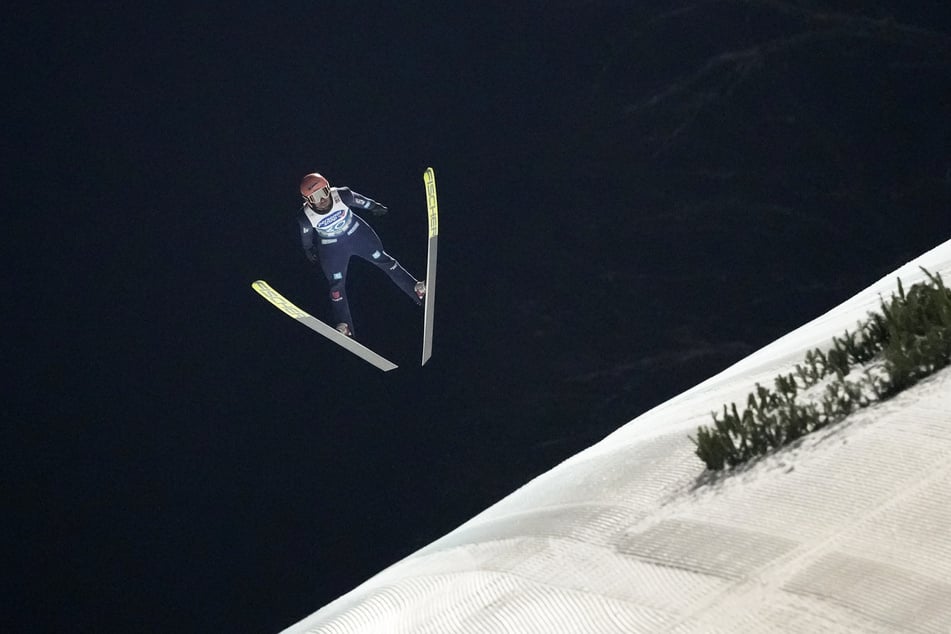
[282,239,951,633]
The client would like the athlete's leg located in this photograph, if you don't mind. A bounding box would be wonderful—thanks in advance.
[350,220,422,305]
[317,242,355,334]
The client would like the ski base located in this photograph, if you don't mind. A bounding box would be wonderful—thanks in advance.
[252,280,398,372]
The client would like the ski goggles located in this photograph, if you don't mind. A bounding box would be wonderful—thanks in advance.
[304,186,331,206]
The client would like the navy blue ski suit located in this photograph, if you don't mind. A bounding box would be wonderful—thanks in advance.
[298,186,420,335]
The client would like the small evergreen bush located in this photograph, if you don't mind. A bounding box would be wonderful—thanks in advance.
[692,269,951,471]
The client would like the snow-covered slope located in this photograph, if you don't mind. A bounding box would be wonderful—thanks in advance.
[282,239,951,633]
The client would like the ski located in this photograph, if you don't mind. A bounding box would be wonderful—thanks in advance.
[251,280,398,372]
[421,167,439,365]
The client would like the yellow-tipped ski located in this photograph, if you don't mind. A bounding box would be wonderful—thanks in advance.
[422,168,439,365]
[252,280,397,372]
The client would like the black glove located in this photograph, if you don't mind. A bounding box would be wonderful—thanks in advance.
[371,204,389,217]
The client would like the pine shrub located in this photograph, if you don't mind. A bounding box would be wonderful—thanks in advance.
[692,269,951,471]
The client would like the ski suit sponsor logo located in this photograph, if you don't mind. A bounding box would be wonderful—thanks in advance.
[303,189,354,238]
[317,209,349,234]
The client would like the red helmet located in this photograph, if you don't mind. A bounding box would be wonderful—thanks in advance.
[300,173,330,209]
[300,172,330,197]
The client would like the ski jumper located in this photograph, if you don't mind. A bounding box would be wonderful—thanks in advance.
[298,187,420,335]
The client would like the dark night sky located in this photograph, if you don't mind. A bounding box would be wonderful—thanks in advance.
[6,2,950,632]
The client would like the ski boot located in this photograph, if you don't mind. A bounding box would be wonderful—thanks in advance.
[335,322,352,337]
[414,281,426,301]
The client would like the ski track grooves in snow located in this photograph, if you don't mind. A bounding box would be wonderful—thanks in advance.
[281,239,951,634]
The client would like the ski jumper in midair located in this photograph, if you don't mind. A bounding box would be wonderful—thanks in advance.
[297,173,423,337]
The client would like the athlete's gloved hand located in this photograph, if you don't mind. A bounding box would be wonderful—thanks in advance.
[370,204,389,217]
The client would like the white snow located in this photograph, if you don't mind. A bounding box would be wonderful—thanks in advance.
[281,238,951,633]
